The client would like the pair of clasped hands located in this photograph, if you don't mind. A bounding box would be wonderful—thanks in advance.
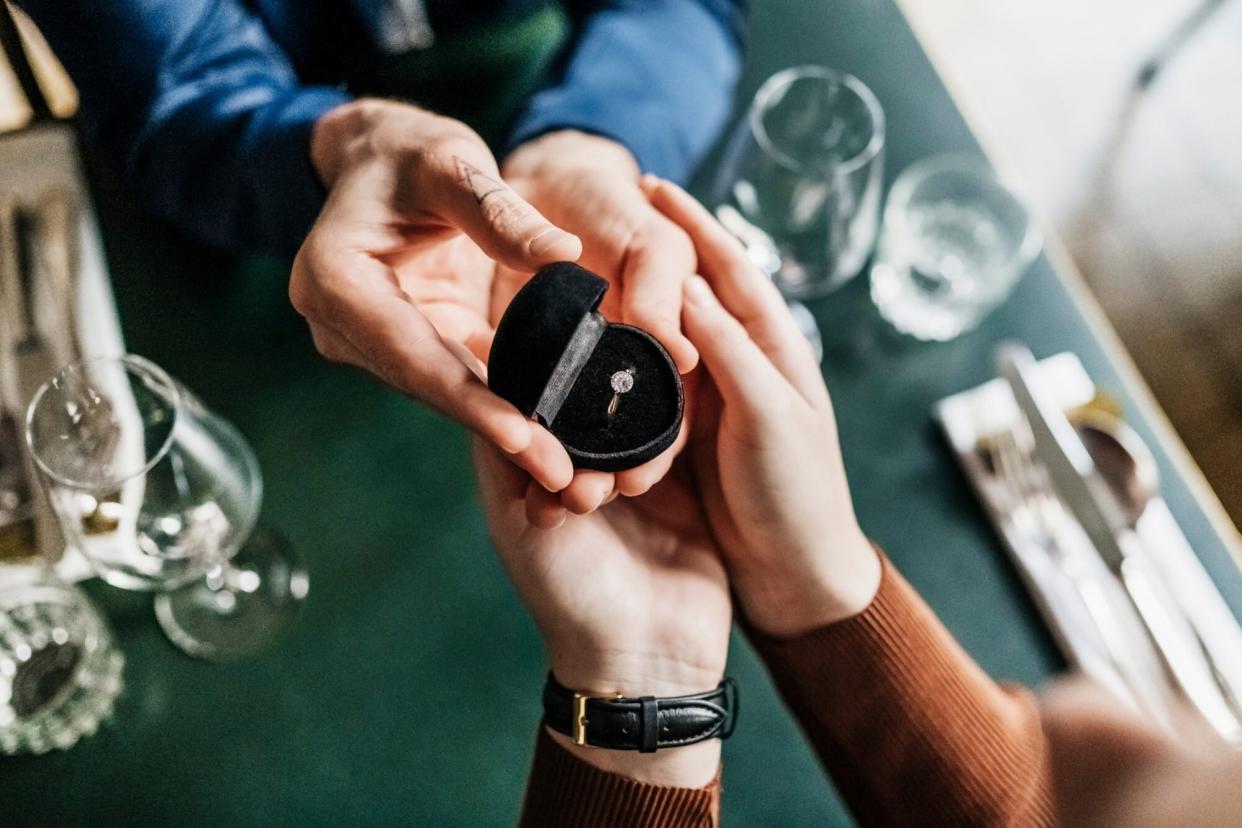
[292,100,880,785]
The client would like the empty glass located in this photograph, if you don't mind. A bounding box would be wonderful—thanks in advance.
[0,563,123,754]
[712,65,885,299]
[870,156,1042,341]
[25,356,306,660]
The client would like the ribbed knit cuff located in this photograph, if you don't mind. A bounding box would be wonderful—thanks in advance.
[519,727,720,827]
[746,553,1054,827]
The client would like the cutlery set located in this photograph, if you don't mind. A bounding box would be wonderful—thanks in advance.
[938,349,1242,747]
[0,123,127,580]
[0,192,76,563]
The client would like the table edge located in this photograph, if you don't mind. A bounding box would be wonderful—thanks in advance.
[894,0,1242,571]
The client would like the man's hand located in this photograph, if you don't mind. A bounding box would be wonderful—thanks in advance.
[474,436,729,787]
[501,131,701,514]
[292,99,582,493]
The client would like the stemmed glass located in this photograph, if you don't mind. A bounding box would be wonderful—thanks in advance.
[25,355,307,660]
[712,65,886,359]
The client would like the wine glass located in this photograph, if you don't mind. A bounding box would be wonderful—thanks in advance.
[712,66,886,359]
[25,355,307,660]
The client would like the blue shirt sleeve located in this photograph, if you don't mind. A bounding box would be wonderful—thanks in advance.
[505,0,745,182]
[16,0,351,257]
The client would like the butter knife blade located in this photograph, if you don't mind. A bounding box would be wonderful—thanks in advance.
[998,345,1127,567]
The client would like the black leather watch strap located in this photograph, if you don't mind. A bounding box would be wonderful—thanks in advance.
[542,674,738,753]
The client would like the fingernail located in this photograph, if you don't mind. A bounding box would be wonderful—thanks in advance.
[639,173,660,188]
[685,274,712,304]
[496,418,532,455]
[678,337,700,370]
[529,227,575,258]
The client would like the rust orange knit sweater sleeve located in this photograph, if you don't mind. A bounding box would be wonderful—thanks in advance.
[519,554,1054,826]
[519,726,720,827]
[747,554,1054,826]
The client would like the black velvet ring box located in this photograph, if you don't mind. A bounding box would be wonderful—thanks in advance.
[488,262,684,472]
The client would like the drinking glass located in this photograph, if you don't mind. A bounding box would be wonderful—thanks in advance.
[0,563,123,754]
[712,65,886,299]
[870,156,1042,341]
[25,355,307,660]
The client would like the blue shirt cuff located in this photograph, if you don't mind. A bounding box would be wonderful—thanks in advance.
[238,86,354,258]
[505,0,741,182]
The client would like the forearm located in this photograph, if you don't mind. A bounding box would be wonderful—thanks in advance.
[18,0,349,257]
[746,553,1055,826]
[506,0,743,181]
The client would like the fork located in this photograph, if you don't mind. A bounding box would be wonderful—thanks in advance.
[986,425,1172,727]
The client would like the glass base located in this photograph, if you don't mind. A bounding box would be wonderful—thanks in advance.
[870,261,984,342]
[154,527,308,661]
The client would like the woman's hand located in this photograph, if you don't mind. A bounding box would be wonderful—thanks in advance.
[292,99,582,495]
[643,177,882,638]
[473,434,729,787]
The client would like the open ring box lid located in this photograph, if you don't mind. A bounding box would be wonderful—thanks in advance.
[488,263,684,471]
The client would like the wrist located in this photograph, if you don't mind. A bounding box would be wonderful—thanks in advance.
[310,98,385,188]
[503,130,640,181]
[310,98,454,188]
[541,670,727,788]
[549,650,724,700]
[739,531,882,638]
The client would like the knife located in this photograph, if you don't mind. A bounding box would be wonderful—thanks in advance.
[34,189,80,360]
[998,343,1242,745]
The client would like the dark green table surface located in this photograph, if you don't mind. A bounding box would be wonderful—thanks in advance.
[6,1,1242,825]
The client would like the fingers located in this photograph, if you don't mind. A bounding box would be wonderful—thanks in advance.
[559,470,615,514]
[506,425,575,494]
[614,449,677,499]
[334,288,532,453]
[475,435,569,531]
[553,442,682,513]
[471,437,531,511]
[642,176,827,405]
[432,149,582,271]
[526,478,568,529]
[682,274,793,414]
[613,407,690,496]
[555,446,677,513]
[620,220,699,373]
[291,242,576,491]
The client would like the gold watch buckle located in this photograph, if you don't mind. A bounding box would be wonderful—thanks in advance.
[571,691,624,745]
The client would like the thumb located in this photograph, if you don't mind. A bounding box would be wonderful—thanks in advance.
[437,153,582,270]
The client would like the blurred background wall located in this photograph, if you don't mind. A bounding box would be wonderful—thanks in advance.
[3,0,1241,525]
[901,0,1242,525]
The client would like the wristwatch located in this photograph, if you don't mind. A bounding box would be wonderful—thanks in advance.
[542,673,738,753]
